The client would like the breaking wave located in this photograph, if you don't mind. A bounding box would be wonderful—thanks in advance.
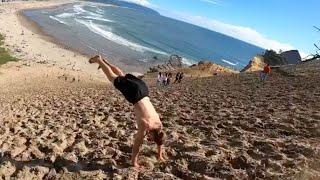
[76,19,167,55]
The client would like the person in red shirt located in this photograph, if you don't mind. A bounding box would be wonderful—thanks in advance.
[260,63,271,82]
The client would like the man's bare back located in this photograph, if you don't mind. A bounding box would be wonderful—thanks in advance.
[134,97,162,130]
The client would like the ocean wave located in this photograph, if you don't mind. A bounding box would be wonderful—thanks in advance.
[75,19,167,55]
[86,11,104,18]
[49,16,68,25]
[85,2,119,8]
[181,57,196,66]
[82,16,114,23]
[96,7,104,14]
[56,13,75,18]
[73,4,104,18]
[222,59,238,66]
[73,4,86,14]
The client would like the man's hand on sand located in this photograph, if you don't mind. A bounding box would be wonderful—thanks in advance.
[133,162,146,171]
[158,156,165,162]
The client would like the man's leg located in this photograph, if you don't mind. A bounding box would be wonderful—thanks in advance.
[89,56,118,82]
[101,58,125,77]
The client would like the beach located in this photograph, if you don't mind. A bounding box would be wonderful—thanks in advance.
[0,0,107,81]
[0,0,320,179]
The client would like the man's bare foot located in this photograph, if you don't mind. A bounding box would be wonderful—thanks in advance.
[89,55,100,64]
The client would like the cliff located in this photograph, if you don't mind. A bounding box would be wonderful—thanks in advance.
[240,55,265,72]
[180,61,238,77]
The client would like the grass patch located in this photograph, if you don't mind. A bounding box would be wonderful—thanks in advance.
[0,33,17,65]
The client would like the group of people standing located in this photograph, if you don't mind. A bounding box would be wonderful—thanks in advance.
[157,72,184,86]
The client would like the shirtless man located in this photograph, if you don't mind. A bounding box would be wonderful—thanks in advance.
[89,55,164,168]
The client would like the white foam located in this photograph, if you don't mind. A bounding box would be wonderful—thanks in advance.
[87,11,104,18]
[96,7,104,14]
[73,4,86,14]
[83,16,114,23]
[85,2,118,8]
[76,19,167,55]
[222,59,238,66]
[181,57,196,66]
[56,13,75,18]
[49,16,68,25]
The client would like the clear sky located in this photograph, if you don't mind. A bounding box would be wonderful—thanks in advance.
[125,0,320,58]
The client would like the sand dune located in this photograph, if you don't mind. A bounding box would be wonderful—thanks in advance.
[0,0,319,179]
[0,61,319,179]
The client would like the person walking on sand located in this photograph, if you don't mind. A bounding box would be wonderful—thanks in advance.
[157,72,163,86]
[162,73,168,86]
[89,55,165,169]
[177,72,184,83]
[165,73,172,86]
[260,63,271,82]
[174,72,180,83]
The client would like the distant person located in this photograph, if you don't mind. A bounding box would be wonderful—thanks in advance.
[177,72,184,83]
[164,73,172,86]
[163,73,168,85]
[166,73,172,85]
[89,55,165,169]
[260,64,271,82]
[174,72,181,83]
[157,72,163,86]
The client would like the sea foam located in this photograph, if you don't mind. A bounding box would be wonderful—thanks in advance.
[83,16,114,23]
[76,19,167,55]
[222,59,238,66]
[56,13,75,18]
[49,16,68,25]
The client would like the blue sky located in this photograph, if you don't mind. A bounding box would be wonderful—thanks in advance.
[124,0,320,58]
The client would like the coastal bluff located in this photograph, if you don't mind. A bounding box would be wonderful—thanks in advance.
[149,59,237,77]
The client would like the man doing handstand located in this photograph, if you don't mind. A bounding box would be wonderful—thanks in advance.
[89,55,164,168]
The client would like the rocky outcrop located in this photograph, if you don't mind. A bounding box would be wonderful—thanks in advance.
[180,60,237,77]
[148,55,183,72]
[240,55,265,72]
[241,50,302,73]
[280,50,302,64]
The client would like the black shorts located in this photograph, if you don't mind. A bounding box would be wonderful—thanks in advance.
[114,74,149,104]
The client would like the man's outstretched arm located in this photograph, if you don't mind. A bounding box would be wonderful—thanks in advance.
[132,129,145,168]
[157,145,164,161]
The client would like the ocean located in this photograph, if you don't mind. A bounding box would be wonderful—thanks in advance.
[23,0,265,72]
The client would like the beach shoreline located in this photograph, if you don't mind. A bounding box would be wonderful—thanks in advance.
[0,0,141,79]
[17,1,151,74]
[17,8,96,60]
[0,0,111,80]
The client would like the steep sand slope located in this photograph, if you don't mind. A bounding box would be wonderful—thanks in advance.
[0,61,319,179]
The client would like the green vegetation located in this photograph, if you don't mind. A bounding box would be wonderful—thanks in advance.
[263,50,287,66]
[0,33,17,65]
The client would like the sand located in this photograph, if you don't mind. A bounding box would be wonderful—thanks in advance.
[1,60,320,179]
[0,0,320,179]
[0,0,106,79]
